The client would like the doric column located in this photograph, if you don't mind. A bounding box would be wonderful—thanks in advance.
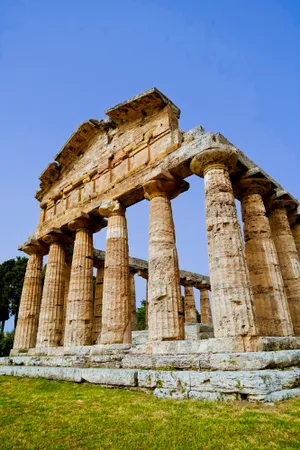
[130,271,137,331]
[190,148,257,339]
[13,240,47,350]
[99,200,131,344]
[143,175,188,341]
[36,230,73,347]
[64,214,100,346]
[239,177,293,336]
[61,253,72,344]
[198,286,213,325]
[137,269,148,330]
[182,280,197,322]
[289,208,300,260]
[269,201,300,335]
[92,263,104,344]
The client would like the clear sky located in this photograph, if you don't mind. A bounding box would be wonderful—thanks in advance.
[1,0,300,331]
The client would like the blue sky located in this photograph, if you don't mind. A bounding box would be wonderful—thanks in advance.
[1,0,300,330]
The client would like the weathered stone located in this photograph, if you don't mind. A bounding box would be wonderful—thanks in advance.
[144,175,186,341]
[130,272,137,331]
[182,282,197,323]
[100,200,131,344]
[191,148,257,344]
[64,219,94,346]
[81,368,137,386]
[240,177,293,336]
[269,204,300,335]
[92,264,104,344]
[199,287,212,325]
[13,249,44,350]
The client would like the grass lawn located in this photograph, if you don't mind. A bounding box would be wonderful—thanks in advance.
[0,376,300,449]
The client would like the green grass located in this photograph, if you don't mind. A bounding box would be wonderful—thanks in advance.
[0,376,300,449]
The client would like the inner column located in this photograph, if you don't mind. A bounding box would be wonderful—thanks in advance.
[190,148,257,343]
[143,176,188,341]
[92,262,104,344]
[99,200,131,344]
[182,280,197,323]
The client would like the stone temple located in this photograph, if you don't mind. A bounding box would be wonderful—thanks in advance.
[1,88,300,402]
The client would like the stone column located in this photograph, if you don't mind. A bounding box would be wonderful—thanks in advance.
[36,231,72,348]
[182,281,197,322]
[269,201,300,335]
[61,254,72,344]
[137,269,148,330]
[289,209,300,260]
[240,177,293,336]
[130,271,137,331]
[190,148,257,340]
[143,176,188,341]
[199,286,213,325]
[99,200,131,344]
[13,241,46,350]
[64,215,96,346]
[92,263,104,344]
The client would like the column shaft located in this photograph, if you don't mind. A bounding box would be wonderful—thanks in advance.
[61,257,72,344]
[191,149,257,339]
[241,190,293,336]
[130,273,137,331]
[64,228,94,346]
[13,253,43,349]
[92,265,104,344]
[147,193,184,341]
[292,223,300,260]
[184,285,197,322]
[100,208,131,344]
[269,207,300,335]
[200,288,212,325]
[36,241,66,347]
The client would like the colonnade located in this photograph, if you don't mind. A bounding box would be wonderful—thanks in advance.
[14,147,300,350]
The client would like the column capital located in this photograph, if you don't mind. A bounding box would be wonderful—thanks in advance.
[239,175,271,198]
[41,228,73,246]
[195,282,210,291]
[190,147,238,177]
[68,212,105,232]
[289,205,300,226]
[137,269,148,280]
[265,194,296,214]
[98,199,125,218]
[143,173,188,201]
[180,277,195,287]
[18,237,48,256]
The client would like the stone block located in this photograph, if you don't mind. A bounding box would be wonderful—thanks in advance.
[154,388,188,400]
[132,331,149,345]
[188,391,237,401]
[137,370,190,389]
[81,368,138,386]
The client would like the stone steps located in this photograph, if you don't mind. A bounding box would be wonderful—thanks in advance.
[1,364,300,403]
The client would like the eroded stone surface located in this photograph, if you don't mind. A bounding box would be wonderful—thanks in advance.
[92,265,104,344]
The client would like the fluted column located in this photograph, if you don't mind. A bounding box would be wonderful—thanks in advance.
[292,223,300,259]
[182,281,197,322]
[137,269,148,330]
[269,202,300,335]
[64,216,96,346]
[130,272,137,331]
[92,263,104,344]
[199,287,212,325]
[99,200,131,344]
[190,148,257,339]
[240,177,293,336]
[143,176,188,341]
[13,241,46,350]
[36,231,72,347]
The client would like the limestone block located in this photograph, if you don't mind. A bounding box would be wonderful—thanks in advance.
[188,391,237,401]
[81,368,137,386]
[144,178,184,341]
[132,330,149,345]
[190,148,257,340]
[0,365,83,382]
[13,252,43,350]
[240,180,293,336]
[269,206,300,335]
[64,226,94,346]
[138,370,190,389]
[100,201,131,344]
[184,323,214,340]
[154,388,188,400]
[248,388,300,403]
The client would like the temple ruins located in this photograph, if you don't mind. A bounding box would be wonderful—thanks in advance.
[1,88,300,402]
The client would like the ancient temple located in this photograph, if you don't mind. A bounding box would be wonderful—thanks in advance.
[2,88,300,402]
